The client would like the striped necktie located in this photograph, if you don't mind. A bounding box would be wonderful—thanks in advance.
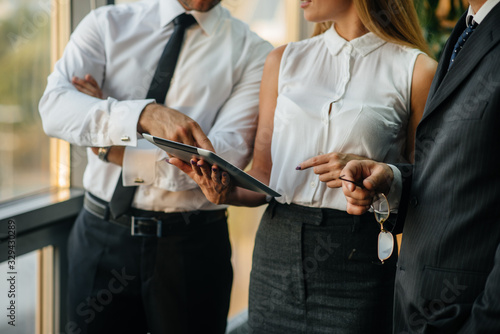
[448,21,478,70]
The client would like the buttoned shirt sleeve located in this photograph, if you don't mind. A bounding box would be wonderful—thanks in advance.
[387,164,403,211]
[39,10,154,148]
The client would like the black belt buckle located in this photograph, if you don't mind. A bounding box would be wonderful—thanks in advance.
[131,217,163,237]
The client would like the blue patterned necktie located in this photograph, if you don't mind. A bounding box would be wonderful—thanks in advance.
[448,21,478,70]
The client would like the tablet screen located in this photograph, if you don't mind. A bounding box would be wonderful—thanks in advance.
[143,133,281,197]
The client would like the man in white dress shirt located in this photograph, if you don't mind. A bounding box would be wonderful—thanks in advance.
[39,0,272,333]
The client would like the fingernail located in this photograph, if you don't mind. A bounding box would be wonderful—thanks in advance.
[164,158,170,164]
[212,167,217,172]
[296,166,302,170]
[190,159,196,165]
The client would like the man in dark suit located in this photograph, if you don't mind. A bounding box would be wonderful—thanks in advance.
[340,0,500,332]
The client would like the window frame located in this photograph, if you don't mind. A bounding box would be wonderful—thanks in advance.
[0,1,106,332]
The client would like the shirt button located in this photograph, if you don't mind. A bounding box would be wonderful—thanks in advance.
[121,136,131,142]
[318,151,324,155]
[310,182,316,188]
[134,178,145,184]
[409,197,418,208]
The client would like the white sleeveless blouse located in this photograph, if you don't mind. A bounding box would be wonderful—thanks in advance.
[269,26,423,210]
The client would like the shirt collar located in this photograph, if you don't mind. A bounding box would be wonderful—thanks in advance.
[466,0,500,25]
[159,0,222,35]
[324,25,386,57]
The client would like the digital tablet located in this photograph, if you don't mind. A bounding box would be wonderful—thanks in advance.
[143,133,281,197]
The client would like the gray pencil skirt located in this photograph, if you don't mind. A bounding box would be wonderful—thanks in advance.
[248,200,397,334]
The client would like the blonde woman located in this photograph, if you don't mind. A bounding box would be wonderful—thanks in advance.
[176,0,436,332]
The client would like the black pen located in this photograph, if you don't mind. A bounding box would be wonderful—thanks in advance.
[339,175,364,188]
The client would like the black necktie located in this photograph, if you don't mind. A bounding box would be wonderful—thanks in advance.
[146,13,196,104]
[448,21,478,70]
[109,13,196,219]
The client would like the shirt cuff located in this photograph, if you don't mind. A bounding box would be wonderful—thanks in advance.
[108,98,155,146]
[387,164,403,212]
[122,146,158,187]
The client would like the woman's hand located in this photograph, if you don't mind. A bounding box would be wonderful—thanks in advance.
[72,74,103,99]
[297,152,367,188]
[169,157,234,205]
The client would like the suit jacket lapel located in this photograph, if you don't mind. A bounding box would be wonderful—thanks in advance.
[421,4,500,123]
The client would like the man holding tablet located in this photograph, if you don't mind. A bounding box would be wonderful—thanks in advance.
[39,0,272,333]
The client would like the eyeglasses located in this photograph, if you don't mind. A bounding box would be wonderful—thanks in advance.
[339,175,394,264]
[371,193,393,263]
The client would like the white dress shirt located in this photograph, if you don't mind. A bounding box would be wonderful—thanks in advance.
[269,26,422,210]
[467,0,500,24]
[39,0,272,212]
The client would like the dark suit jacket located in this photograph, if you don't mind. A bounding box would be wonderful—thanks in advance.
[394,4,500,333]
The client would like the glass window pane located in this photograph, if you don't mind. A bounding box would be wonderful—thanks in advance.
[0,0,52,202]
[222,0,288,45]
[415,0,467,58]
[114,0,294,45]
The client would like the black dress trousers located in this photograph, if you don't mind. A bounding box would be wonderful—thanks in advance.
[66,208,233,334]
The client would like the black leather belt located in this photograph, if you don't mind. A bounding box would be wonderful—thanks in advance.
[83,192,227,237]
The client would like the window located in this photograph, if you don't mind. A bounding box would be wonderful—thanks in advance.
[221,0,311,45]
[0,0,53,202]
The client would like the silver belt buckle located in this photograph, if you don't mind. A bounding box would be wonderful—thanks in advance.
[131,217,163,237]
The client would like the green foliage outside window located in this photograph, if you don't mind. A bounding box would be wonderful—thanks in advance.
[415,0,469,59]
[0,0,51,201]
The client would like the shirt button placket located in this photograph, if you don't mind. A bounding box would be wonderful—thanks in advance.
[337,45,351,99]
